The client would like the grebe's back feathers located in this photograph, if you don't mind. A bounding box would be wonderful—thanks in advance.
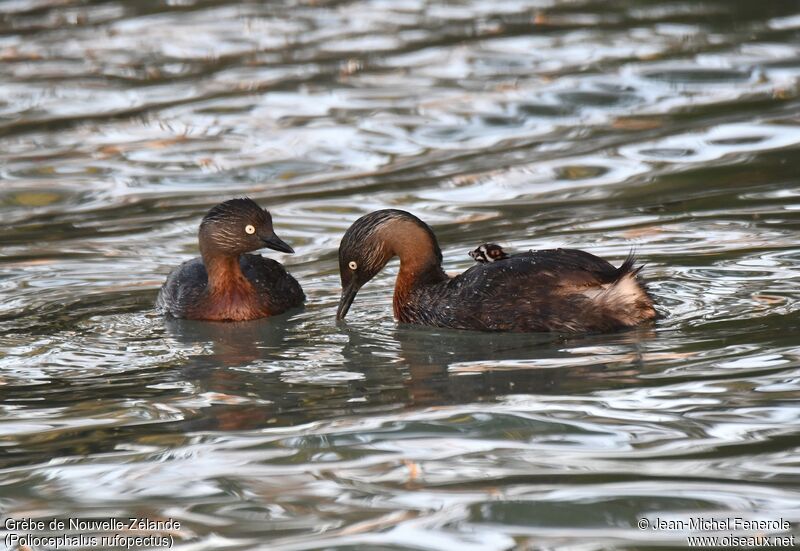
[156,254,304,319]
[404,248,655,333]
[239,254,305,311]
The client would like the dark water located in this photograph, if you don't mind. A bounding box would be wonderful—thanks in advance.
[2,0,800,549]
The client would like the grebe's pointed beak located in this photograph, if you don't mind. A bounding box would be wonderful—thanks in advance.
[336,282,359,320]
[262,232,295,254]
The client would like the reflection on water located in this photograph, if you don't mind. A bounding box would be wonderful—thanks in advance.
[2,0,800,549]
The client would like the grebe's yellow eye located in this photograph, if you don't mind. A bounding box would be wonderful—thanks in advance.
[348,261,358,270]
[245,224,256,235]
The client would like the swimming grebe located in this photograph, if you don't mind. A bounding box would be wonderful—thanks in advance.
[469,243,510,263]
[336,210,657,333]
[156,198,304,321]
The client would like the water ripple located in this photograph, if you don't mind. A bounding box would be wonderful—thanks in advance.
[2,1,800,549]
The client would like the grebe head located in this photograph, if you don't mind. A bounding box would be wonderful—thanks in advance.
[469,243,509,263]
[336,209,441,320]
[199,198,294,257]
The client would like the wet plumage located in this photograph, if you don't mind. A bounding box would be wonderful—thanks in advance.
[337,209,657,333]
[156,198,304,321]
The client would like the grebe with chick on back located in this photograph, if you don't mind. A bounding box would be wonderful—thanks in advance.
[156,198,304,321]
[336,209,656,333]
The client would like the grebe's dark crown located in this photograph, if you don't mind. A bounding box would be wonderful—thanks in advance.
[339,209,442,264]
[337,209,443,320]
[202,197,269,224]
[199,197,293,255]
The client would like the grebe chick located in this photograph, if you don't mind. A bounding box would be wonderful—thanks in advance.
[156,198,304,321]
[337,209,656,333]
[469,243,510,263]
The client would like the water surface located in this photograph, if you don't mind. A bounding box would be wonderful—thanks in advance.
[2,0,800,549]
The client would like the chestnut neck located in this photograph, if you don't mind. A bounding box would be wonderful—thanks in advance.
[376,220,448,317]
[192,225,275,321]
[200,235,252,295]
